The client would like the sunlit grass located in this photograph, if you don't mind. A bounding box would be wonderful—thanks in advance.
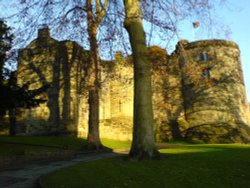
[40,144,250,188]
[160,147,223,154]
[101,138,131,149]
[0,136,132,149]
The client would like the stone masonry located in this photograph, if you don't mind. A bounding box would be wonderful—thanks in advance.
[16,28,250,143]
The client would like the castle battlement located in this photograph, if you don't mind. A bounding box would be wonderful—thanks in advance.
[184,39,239,49]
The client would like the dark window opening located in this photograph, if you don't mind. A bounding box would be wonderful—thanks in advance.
[202,68,211,78]
[199,52,208,61]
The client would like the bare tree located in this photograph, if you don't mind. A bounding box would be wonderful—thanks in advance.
[0,0,230,154]
[65,0,109,150]
[1,0,110,149]
[85,0,108,150]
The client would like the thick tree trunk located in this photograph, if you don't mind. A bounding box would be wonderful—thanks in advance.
[123,0,159,160]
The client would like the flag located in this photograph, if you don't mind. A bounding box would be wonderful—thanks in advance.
[192,21,200,28]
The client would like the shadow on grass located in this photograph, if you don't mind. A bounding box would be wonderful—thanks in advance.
[0,136,127,168]
[0,136,88,168]
[0,136,88,150]
[40,144,250,188]
[0,136,132,150]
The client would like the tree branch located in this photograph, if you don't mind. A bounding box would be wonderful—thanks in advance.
[96,0,109,24]
[64,6,87,20]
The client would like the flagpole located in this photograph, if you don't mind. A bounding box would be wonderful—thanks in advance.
[192,26,195,41]
[192,21,200,41]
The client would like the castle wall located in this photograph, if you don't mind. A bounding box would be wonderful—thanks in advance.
[17,28,87,134]
[76,55,134,141]
[180,40,250,142]
[106,57,134,140]
[16,29,250,143]
[17,29,60,133]
[154,51,186,142]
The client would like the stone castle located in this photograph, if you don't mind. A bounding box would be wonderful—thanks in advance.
[16,27,250,143]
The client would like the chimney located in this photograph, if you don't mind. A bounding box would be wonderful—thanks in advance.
[38,25,50,38]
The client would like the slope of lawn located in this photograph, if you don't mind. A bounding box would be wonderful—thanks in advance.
[40,144,250,188]
[0,136,131,156]
[0,136,88,156]
[0,136,87,149]
[101,138,131,149]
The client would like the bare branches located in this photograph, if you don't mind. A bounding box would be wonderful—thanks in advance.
[0,0,230,60]
[96,0,108,24]
[96,0,108,20]
[64,6,87,20]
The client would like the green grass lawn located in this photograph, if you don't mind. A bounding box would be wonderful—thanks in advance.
[0,136,87,149]
[0,136,88,156]
[0,136,131,156]
[40,144,250,188]
[101,138,131,149]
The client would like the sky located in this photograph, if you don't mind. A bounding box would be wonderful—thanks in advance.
[177,0,250,102]
[217,1,250,102]
[0,1,249,102]
[223,0,250,102]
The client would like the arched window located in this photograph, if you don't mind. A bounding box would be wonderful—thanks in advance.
[199,52,208,61]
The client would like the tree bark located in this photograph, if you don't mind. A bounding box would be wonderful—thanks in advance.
[170,119,182,140]
[88,86,101,149]
[9,108,16,136]
[123,0,159,160]
[86,0,104,150]
[87,36,102,149]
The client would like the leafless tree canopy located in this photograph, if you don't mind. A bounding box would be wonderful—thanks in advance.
[0,0,230,60]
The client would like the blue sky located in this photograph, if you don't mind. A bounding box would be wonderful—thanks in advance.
[217,0,250,102]
[224,0,250,102]
[0,1,249,102]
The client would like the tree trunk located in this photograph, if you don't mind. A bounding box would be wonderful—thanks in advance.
[88,86,101,149]
[86,1,103,150]
[9,108,16,136]
[170,119,182,140]
[123,0,159,160]
[87,32,102,150]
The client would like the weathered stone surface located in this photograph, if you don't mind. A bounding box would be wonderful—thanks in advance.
[177,40,250,143]
[17,27,87,134]
[16,28,250,143]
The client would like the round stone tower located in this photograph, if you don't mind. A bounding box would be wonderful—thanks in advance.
[179,40,250,143]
